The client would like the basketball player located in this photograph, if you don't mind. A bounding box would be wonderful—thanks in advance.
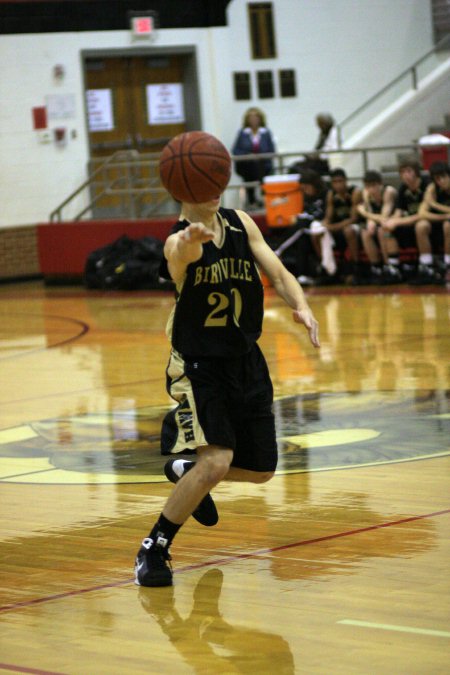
[314,168,362,284]
[357,170,398,283]
[134,196,320,587]
[410,161,450,285]
[381,158,429,281]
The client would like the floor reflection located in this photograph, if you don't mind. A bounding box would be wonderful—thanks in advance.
[264,292,450,398]
[138,568,295,674]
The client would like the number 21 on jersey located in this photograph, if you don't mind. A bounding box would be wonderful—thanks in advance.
[205,289,242,327]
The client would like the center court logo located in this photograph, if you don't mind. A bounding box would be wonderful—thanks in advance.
[0,390,448,484]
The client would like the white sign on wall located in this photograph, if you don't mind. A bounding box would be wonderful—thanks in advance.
[146,83,185,125]
[45,94,76,120]
[86,89,114,131]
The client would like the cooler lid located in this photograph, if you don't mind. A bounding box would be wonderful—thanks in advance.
[263,174,300,183]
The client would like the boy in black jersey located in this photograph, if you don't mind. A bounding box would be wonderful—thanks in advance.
[134,196,320,587]
[410,161,450,285]
[381,158,429,281]
[357,170,397,284]
[289,169,328,285]
[314,169,362,284]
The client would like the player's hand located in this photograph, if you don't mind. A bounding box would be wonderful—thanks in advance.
[381,218,395,231]
[367,220,377,236]
[179,222,214,245]
[327,223,342,233]
[293,309,320,348]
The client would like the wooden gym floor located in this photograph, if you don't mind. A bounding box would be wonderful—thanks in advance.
[0,281,449,674]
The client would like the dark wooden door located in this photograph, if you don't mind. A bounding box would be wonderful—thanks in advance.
[84,54,188,217]
[85,55,187,156]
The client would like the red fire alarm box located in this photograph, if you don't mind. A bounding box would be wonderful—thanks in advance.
[32,106,47,130]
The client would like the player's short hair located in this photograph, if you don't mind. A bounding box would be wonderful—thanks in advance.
[363,170,383,184]
[398,157,421,176]
[330,168,347,179]
[299,168,325,191]
[429,161,450,179]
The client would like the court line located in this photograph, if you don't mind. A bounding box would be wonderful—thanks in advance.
[337,619,450,638]
[1,376,157,408]
[277,450,450,475]
[1,450,448,484]
[0,314,89,362]
[0,467,59,480]
[307,286,449,297]
[0,663,67,675]
[0,508,448,615]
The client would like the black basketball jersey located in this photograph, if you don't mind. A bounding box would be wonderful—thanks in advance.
[395,176,429,215]
[434,183,450,208]
[367,186,387,214]
[304,187,328,220]
[168,208,264,358]
[331,185,355,222]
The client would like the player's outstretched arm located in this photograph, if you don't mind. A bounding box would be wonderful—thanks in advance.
[165,222,214,283]
[239,210,320,348]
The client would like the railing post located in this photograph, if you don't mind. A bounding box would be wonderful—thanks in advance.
[412,66,418,90]
[362,149,368,175]
[127,153,137,219]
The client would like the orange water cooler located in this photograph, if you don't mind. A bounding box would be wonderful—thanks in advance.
[263,174,303,227]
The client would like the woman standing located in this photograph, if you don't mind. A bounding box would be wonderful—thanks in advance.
[232,107,276,208]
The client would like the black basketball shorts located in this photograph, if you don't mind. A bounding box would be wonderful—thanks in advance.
[392,224,417,249]
[430,220,445,249]
[161,343,278,473]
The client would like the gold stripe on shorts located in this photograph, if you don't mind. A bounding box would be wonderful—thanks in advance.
[166,349,208,452]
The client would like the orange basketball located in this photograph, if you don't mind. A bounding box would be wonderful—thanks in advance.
[159,131,231,203]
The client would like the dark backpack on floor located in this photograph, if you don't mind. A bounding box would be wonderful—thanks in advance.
[84,235,173,290]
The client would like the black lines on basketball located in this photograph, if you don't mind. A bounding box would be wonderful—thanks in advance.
[159,131,231,203]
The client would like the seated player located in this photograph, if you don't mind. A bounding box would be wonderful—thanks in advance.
[410,161,450,285]
[312,168,362,284]
[381,157,429,281]
[288,169,329,284]
[357,170,398,284]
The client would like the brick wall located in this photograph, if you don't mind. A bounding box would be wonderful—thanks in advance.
[0,226,40,280]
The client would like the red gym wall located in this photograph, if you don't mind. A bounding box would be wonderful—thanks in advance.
[35,215,270,283]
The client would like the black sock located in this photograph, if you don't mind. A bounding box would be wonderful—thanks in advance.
[149,513,182,547]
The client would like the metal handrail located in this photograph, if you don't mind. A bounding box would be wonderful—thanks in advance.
[49,150,144,222]
[49,143,420,222]
[336,34,450,146]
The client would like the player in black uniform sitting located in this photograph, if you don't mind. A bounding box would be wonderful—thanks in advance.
[410,161,450,285]
[286,169,329,285]
[381,158,429,281]
[357,170,398,284]
[313,169,362,284]
[134,196,320,587]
